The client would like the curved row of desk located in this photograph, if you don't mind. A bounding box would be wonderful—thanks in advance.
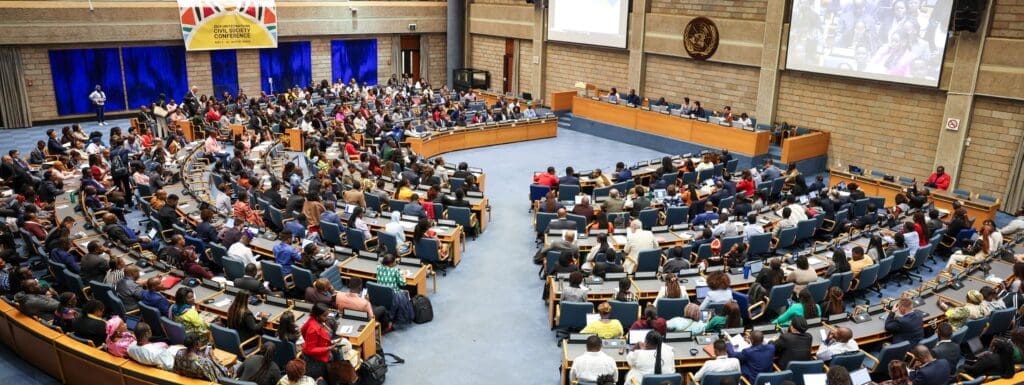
[405,117,558,158]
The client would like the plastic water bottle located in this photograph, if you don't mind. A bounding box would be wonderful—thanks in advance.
[743,264,750,279]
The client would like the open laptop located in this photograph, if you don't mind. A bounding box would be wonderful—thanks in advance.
[652,189,667,200]
[344,204,357,215]
[803,373,827,385]
[849,368,871,385]
[695,286,710,302]
[628,329,651,345]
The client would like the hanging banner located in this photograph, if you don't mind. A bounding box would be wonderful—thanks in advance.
[177,0,278,51]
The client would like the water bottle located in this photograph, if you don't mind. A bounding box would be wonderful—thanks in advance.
[743,264,750,279]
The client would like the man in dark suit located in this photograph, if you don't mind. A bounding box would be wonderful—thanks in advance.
[157,194,185,232]
[548,208,577,232]
[885,298,924,346]
[773,316,813,369]
[726,330,775,383]
[233,263,270,295]
[930,322,960,374]
[910,345,951,385]
[558,166,579,186]
[263,181,287,209]
[571,196,595,223]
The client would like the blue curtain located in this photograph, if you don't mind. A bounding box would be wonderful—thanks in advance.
[121,46,189,110]
[48,48,125,116]
[260,41,311,93]
[210,50,239,99]
[331,39,378,86]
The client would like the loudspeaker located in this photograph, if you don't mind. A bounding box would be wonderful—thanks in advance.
[953,0,980,32]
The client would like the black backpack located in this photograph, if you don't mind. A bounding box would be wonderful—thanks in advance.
[358,353,388,385]
[110,152,128,177]
[412,294,433,324]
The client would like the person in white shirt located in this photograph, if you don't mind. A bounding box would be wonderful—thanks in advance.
[89,84,107,125]
[712,213,739,238]
[215,184,233,216]
[523,104,538,119]
[695,154,715,172]
[816,327,859,361]
[999,209,1024,236]
[693,339,742,381]
[383,211,410,253]
[126,322,184,371]
[85,138,104,155]
[772,207,799,235]
[570,335,618,383]
[227,233,259,268]
[743,214,765,241]
[625,331,676,384]
[624,220,658,273]
[781,195,808,222]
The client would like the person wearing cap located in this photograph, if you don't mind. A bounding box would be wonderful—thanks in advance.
[937,289,990,330]
[773,316,813,369]
[885,298,924,345]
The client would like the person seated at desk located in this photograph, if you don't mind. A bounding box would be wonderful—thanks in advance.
[600,189,625,214]
[74,299,108,346]
[624,331,675,384]
[660,247,691,276]
[631,305,668,335]
[278,359,317,385]
[652,97,668,107]
[964,338,1017,379]
[591,169,613,188]
[725,330,775,382]
[624,89,641,106]
[48,237,80,273]
[761,159,782,182]
[705,301,743,334]
[227,291,269,343]
[924,165,951,191]
[174,332,235,381]
[81,240,111,284]
[772,207,798,236]
[347,206,373,241]
[773,290,820,328]
[571,195,595,223]
[570,335,618,384]
[533,166,559,187]
[938,290,990,330]
[127,322,183,371]
[786,255,817,296]
[909,345,951,385]
[693,339,742,382]
[102,213,159,253]
[239,342,281,385]
[106,315,136,357]
[283,214,306,239]
[172,287,209,336]
[336,277,380,321]
[233,192,265,228]
[930,322,960,374]
[743,214,765,241]
[561,271,589,303]
[613,162,632,184]
[848,246,874,277]
[999,208,1024,236]
[701,272,734,311]
[692,201,720,227]
[695,154,715,172]
[736,112,753,127]
[884,298,924,346]
[140,276,171,317]
[816,327,859,362]
[14,278,59,319]
[627,186,651,218]
[774,316,813,369]
[304,278,336,307]
[582,302,624,338]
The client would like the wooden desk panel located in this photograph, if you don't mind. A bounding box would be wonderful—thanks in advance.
[549,91,577,111]
[7,312,64,382]
[781,131,830,163]
[55,336,128,385]
[405,120,558,158]
[573,96,771,156]
[829,169,1000,222]
[0,302,14,349]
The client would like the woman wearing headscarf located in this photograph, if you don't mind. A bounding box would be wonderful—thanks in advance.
[106,316,137,357]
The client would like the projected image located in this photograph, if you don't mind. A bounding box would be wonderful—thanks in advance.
[787,0,953,86]
[547,0,629,48]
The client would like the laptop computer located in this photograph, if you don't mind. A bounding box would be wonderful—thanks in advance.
[695,286,710,302]
[629,329,652,345]
[804,373,827,385]
[344,204,357,215]
[849,368,871,385]
[653,189,667,200]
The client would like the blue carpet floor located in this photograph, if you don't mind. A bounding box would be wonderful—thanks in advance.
[0,122,1014,384]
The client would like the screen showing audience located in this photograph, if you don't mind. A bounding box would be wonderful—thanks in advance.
[786,0,954,87]
[547,0,629,49]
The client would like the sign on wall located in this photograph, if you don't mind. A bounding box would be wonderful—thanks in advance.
[177,0,278,51]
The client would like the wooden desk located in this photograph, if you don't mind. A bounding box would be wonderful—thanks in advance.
[337,255,432,296]
[405,119,558,159]
[828,168,1001,222]
[283,128,303,151]
[572,96,771,156]
[55,334,128,385]
[0,301,15,349]
[6,311,65,382]
[549,90,577,112]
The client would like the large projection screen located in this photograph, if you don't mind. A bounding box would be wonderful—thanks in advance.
[547,0,629,49]
[786,0,954,87]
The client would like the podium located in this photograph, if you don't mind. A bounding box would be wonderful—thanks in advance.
[283,128,303,151]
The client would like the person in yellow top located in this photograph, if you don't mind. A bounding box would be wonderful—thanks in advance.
[848,246,874,278]
[395,179,415,201]
[171,287,209,336]
[581,302,624,339]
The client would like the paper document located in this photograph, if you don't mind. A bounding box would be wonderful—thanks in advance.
[728,334,750,351]
[338,325,354,335]
[214,298,232,308]
[612,235,628,245]
[585,313,600,324]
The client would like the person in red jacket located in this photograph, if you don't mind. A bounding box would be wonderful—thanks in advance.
[301,303,339,379]
[925,166,951,190]
[736,170,756,197]
[629,305,667,335]
[533,166,559,187]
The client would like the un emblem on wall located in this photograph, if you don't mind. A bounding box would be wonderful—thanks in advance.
[683,17,719,61]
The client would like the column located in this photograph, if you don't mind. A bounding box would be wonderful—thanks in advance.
[446,0,465,89]
[754,0,786,124]
[626,0,648,94]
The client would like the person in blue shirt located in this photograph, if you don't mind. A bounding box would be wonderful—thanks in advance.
[613,162,632,183]
[691,201,720,227]
[273,230,302,274]
[624,89,641,106]
[725,330,775,382]
[284,214,307,239]
[141,276,171,317]
[49,238,80,273]
[320,201,341,227]
[761,159,782,181]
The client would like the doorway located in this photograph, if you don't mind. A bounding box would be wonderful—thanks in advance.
[400,35,421,81]
[502,38,515,93]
